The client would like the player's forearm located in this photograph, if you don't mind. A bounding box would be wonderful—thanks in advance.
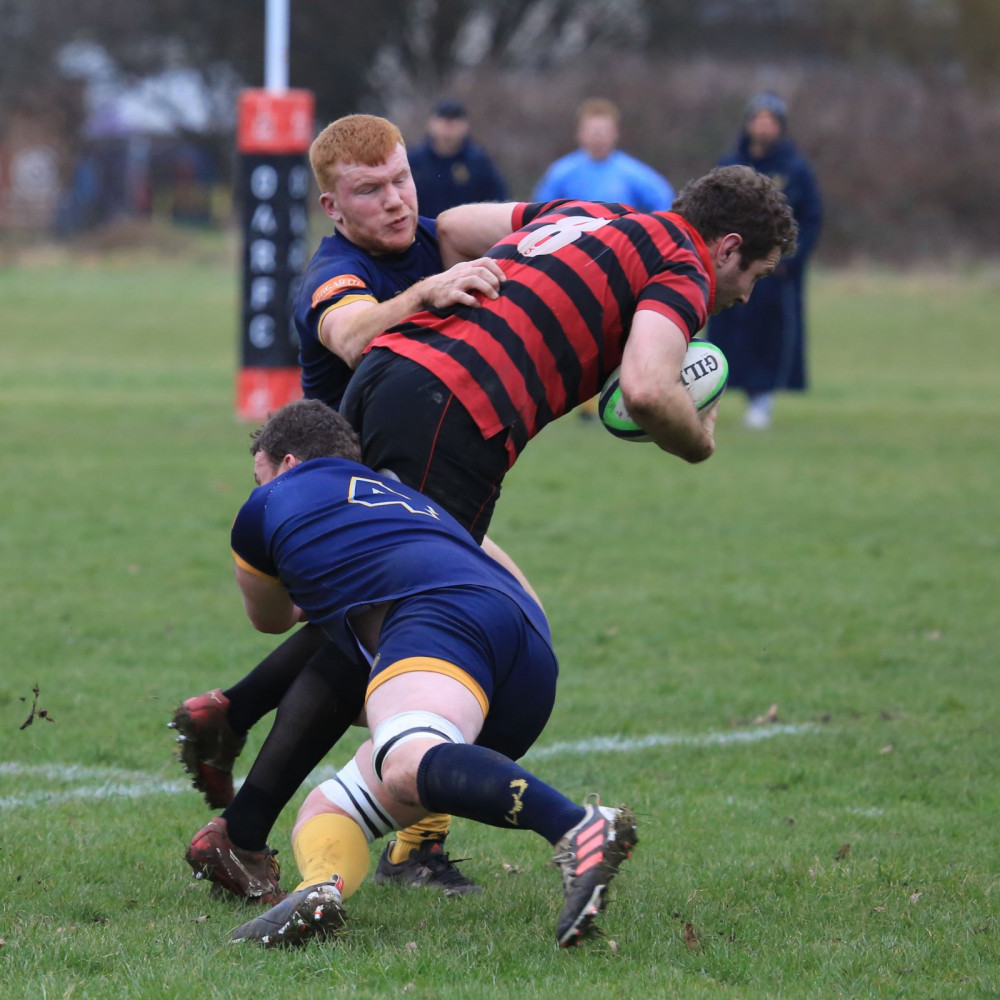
[626,385,715,463]
[320,290,425,367]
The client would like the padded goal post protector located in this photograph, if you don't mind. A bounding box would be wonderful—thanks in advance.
[236,89,315,421]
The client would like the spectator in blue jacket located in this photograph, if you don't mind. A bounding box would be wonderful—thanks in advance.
[533,98,675,211]
[708,92,823,429]
[408,99,507,218]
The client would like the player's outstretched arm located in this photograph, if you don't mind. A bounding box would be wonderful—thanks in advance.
[436,202,519,267]
[319,258,505,368]
[619,311,715,463]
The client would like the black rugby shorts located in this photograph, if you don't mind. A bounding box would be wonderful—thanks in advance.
[340,348,510,543]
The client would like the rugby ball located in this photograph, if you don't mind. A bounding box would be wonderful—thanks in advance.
[680,339,728,412]
[597,340,729,442]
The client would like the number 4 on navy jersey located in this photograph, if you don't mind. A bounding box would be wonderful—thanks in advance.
[347,476,440,519]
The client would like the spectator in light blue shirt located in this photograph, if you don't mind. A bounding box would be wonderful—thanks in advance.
[533,97,675,211]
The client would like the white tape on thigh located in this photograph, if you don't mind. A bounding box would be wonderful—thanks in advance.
[316,757,400,842]
[371,711,465,782]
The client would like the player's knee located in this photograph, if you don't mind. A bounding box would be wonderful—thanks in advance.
[377,749,423,807]
[371,710,465,806]
[292,783,345,839]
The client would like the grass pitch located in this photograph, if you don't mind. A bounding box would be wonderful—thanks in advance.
[0,249,998,999]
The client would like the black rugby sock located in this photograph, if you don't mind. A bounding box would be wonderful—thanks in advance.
[222,624,329,735]
[223,643,367,851]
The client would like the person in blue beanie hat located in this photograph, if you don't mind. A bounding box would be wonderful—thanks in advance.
[708,92,823,429]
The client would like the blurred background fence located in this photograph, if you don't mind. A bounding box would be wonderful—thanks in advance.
[2,0,998,264]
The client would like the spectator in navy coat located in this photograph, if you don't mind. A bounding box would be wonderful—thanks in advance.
[708,93,823,429]
[408,100,507,218]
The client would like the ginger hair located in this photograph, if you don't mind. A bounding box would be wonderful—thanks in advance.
[309,114,405,192]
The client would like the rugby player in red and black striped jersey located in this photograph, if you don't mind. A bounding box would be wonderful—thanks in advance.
[340,164,798,542]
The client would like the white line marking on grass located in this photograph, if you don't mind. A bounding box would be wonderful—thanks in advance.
[0,723,819,810]
[0,781,189,810]
[522,722,818,761]
[0,762,187,809]
[0,761,175,783]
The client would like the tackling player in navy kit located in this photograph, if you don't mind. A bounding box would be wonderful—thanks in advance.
[294,115,503,405]
[222,399,636,949]
[177,116,511,905]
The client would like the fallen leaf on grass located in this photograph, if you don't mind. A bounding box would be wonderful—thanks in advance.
[501,863,522,875]
[193,915,210,923]
[607,939,618,955]
[402,984,416,993]
[19,685,56,730]
[753,704,779,725]
[405,941,418,953]
[873,906,886,913]
[683,923,700,950]
[879,744,894,754]
[835,843,851,860]
[909,892,922,905]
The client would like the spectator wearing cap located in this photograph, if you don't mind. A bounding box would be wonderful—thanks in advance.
[708,92,823,429]
[408,99,508,218]
[532,97,675,212]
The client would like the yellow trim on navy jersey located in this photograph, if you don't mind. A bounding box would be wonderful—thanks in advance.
[319,292,378,320]
[232,550,279,581]
[366,656,489,716]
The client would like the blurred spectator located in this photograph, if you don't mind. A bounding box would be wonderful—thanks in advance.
[533,97,674,211]
[408,99,507,217]
[708,92,823,429]
[170,141,215,225]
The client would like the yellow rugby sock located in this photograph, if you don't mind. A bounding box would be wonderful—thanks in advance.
[292,813,370,900]
[388,813,452,864]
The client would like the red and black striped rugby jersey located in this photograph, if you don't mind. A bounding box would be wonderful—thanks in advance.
[369,200,716,465]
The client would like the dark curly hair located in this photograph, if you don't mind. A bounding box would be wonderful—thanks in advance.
[673,165,798,267]
[251,399,362,464]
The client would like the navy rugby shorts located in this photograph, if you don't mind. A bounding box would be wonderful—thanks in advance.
[367,585,557,762]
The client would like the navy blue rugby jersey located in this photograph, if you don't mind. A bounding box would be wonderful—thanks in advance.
[293,218,442,408]
[231,457,548,655]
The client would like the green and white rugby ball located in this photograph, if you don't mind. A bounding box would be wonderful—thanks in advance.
[598,339,728,442]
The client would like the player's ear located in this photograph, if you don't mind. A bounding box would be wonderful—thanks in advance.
[278,454,301,474]
[715,232,744,264]
[319,192,341,223]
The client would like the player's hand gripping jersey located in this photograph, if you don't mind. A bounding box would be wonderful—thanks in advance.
[230,457,549,658]
[293,219,443,407]
[370,200,717,462]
